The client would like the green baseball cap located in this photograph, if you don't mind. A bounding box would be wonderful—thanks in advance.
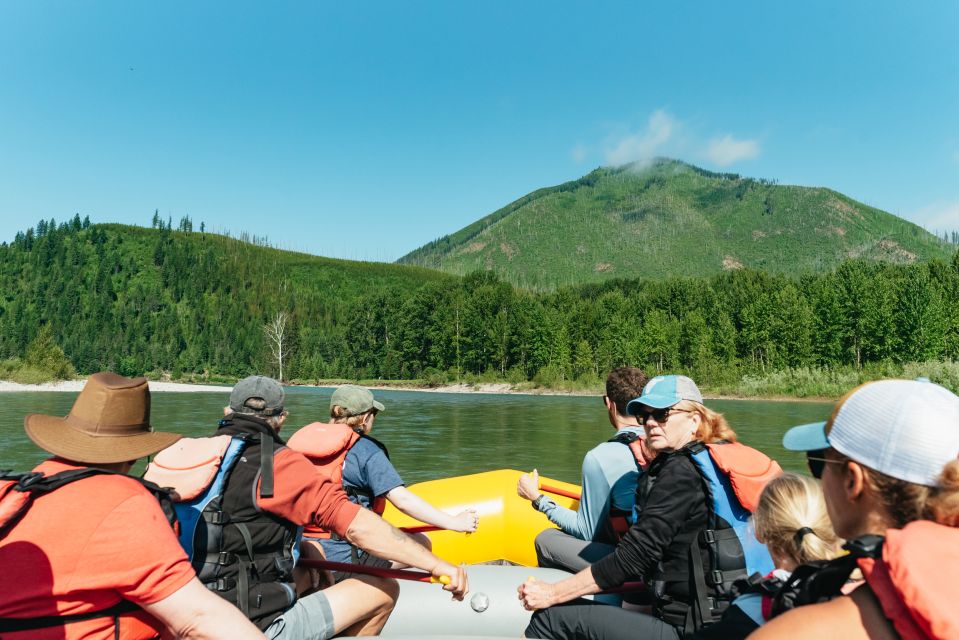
[330,385,385,416]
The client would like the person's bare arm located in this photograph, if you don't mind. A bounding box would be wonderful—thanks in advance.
[385,485,478,532]
[517,565,600,610]
[748,586,898,640]
[344,508,468,599]
[142,577,264,639]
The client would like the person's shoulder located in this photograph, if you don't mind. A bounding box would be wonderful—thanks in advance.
[749,589,889,640]
[36,460,153,501]
[273,446,319,477]
[351,435,390,461]
[654,447,700,478]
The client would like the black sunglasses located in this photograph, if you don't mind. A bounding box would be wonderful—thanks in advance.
[806,450,843,479]
[636,407,690,426]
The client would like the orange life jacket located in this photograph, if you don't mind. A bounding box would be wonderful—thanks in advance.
[857,520,959,640]
[0,469,172,640]
[704,441,782,512]
[287,422,387,538]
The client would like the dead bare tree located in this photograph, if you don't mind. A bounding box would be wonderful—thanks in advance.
[264,312,288,382]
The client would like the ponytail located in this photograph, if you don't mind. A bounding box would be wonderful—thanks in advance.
[754,473,842,567]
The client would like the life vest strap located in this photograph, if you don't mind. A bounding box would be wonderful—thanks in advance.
[0,600,139,632]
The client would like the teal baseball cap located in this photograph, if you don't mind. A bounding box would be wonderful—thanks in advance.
[330,385,385,416]
[626,375,704,414]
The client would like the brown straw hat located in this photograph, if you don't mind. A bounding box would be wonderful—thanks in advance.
[24,372,181,464]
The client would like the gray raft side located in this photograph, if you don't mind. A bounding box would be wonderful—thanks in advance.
[380,565,575,638]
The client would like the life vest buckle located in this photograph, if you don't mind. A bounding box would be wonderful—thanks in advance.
[204,510,229,525]
[16,472,44,490]
[701,529,716,544]
[207,577,237,592]
[216,551,237,566]
[710,570,724,586]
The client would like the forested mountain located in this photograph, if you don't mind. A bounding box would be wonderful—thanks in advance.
[398,159,955,290]
[0,220,448,379]
[3,218,959,394]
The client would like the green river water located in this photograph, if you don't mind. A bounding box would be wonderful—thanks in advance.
[0,387,830,481]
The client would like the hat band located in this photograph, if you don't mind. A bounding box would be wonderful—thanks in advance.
[66,413,152,436]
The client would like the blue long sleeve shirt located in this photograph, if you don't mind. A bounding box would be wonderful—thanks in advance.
[536,426,643,541]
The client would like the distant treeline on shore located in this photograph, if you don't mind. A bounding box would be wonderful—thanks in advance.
[2,221,959,397]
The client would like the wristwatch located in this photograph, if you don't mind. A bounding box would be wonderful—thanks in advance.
[531,495,552,511]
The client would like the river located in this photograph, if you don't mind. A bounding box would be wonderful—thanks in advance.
[0,387,830,480]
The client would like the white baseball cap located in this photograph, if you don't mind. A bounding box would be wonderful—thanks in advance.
[783,379,959,487]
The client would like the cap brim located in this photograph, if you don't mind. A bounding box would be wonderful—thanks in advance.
[782,421,830,452]
[626,394,677,414]
[373,400,385,412]
[25,414,182,464]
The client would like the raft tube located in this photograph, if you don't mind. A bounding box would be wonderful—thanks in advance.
[381,468,581,567]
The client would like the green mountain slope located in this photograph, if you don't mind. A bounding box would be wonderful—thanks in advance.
[398,159,953,289]
[0,222,449,378]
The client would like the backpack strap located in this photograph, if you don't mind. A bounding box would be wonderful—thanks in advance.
[770,535,884,618]
[608,431,651,470]
[1,468,115,539]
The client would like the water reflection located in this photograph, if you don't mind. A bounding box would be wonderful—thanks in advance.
[0,388,829,482]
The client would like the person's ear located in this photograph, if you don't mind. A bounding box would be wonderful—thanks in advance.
[689,411,702,435]
[844,460,866,501]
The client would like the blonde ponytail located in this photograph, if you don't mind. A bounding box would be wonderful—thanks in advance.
[754,473,842,567]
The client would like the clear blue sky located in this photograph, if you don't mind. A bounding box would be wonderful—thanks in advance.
[2,1,957,261]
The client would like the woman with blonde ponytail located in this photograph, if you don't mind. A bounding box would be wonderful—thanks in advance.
[754,474,841,570]
[692,474,842,639]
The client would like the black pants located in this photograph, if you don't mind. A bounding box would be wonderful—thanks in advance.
[525,599,682,640]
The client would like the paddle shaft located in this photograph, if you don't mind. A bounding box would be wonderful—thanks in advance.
[297,558,450,584]
[539,482,581,501]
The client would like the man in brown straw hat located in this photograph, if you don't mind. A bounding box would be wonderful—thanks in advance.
[0,372,264,640]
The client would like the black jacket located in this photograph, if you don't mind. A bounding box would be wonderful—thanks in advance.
[591,441,709,603]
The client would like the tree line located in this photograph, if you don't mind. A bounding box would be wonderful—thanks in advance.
[2,221,958,390]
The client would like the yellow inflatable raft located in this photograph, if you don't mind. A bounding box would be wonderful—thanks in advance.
[381,468,580,566]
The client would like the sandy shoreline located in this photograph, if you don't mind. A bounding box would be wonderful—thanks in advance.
[0,379,232,393]
[0,378,830,401]
[0,379,531,395]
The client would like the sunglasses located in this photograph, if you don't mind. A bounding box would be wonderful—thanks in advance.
[636,407,690,426]
[806,450,844,479]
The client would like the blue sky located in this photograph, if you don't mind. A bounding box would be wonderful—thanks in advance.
[1,1,957,261]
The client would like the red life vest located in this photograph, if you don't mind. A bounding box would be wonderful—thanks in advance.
[857,520,959,640]
[287,422,387,538]
[0,468,172,640]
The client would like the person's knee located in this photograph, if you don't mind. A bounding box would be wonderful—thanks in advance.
[534,529,556,564]
[380,576,400,606]
[410,531,432,551]
[357,575,399,612]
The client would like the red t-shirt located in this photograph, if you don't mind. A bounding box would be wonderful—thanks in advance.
[257,448,361,535]
[0,459,196,640]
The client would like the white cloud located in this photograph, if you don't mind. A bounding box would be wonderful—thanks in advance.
[704,135,761,167]
[910,200,959,232]
[570,143,588,163]
[604,109,677,166]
